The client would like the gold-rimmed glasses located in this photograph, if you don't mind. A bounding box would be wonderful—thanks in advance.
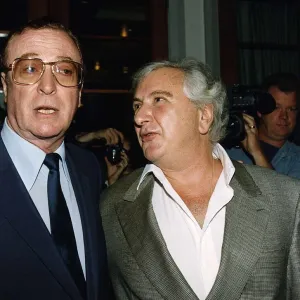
[6,58,83,88]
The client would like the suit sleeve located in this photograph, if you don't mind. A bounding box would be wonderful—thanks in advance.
[287,194,300,299]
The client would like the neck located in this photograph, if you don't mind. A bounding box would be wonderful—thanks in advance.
[258,130,286,148]
[32,138,64,153]
[162,153,223,229]
[161,150,217,188]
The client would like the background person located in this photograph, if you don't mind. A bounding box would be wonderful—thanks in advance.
[0,18,109,299]
[226,72,300,178]
[76,127,132,185]
[100,58,300,299]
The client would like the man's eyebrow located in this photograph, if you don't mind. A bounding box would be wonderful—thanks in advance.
[18,54,76,62]
[133,90,173,102]
[56,56,76,61]
[133,97,142,102]
[19,52,39,58]
[150,90,173,98]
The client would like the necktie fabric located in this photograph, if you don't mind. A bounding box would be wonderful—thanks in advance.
[44,153,86,298]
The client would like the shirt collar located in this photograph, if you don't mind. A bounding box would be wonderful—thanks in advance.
[137,143,235,190]
[1,118,67,191]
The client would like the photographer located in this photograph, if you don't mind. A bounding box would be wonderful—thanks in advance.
[226,72,300,179]
[76,128,131,185]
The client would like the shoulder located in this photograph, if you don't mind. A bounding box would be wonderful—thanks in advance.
[234,162,300,209]
[100,168,144,209]
[238,162,299,188]
[102,168,143,198]
[226,146,251,161]
[66,142,98,165]
[65,142,101,179]
[285,141,300,155]
[226,146,244,155]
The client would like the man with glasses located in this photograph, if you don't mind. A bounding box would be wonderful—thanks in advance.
[0,18,109,299]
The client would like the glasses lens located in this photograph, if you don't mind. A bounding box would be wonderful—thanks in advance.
[53,61,82,87]
[13,59,43,85]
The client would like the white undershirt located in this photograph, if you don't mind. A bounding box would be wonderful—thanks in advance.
[137,144,235,299]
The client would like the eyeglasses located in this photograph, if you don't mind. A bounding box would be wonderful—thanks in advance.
[6,58,84,88]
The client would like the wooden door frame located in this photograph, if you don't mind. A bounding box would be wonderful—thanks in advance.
[218,0,239,85]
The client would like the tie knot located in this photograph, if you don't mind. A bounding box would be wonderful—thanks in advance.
[44,153,61,171]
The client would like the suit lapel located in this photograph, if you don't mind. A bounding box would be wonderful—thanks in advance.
[115,174,199,300]
[207,163,270,300]
[0,140,81,299]
[65,147,99,300]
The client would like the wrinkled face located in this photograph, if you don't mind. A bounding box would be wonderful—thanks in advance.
[133,68,207,168]
[1,29,82,148]
[258,86,298,142]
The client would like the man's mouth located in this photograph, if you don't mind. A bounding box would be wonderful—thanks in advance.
[35,107,58,115]
[141,132,157,142]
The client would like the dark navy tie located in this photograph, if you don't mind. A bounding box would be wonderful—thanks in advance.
[44,153,86,298]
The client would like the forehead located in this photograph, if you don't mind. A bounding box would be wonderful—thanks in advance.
[6,29,81,63]
[268,86,297,106]
[136,68,184,96]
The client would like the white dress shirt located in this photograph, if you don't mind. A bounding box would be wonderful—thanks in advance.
[137,144,235,299]
[1,119,86,277]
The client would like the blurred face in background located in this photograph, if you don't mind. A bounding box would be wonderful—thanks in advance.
[1,28,82,151]
[258,86,298,147]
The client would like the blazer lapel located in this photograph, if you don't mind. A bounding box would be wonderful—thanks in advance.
[0,140,81,299]
[207,163,270,300]
[115,174,199,300]
[65,148,99,300]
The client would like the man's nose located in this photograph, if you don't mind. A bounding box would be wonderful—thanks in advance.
[134,103,152,126]
[37,66,57,95]
[279,108,288,119]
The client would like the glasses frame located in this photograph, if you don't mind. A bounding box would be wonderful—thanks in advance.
[6,57,84,88]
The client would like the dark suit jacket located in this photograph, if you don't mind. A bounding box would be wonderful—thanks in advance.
[0,137,109,300]
[101,162,300,300]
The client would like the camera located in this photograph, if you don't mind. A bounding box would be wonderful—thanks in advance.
[222,84,276,148]
[88,138,125,165]
[75,136,124,165]
[105,143,124,165]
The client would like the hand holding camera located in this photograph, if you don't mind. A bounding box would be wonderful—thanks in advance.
[223,84,276,148]
[105,150,129,185]
[76,127,132,185]
[236,113,273,169]
[240,113,260,155]
[76,128,124,146]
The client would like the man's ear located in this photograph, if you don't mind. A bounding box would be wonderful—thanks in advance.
[257,111,262,118]
[198,104,214,135]
[1,72,7,103]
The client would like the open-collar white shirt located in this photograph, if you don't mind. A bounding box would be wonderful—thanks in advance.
[137,143,235,299]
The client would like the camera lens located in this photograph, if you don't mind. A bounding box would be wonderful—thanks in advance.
[222,112,246,147]
[105,144,122,165]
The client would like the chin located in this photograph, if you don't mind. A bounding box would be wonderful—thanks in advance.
[144,148,164,164]
[33,127,64,140]
[278,130,292,138]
